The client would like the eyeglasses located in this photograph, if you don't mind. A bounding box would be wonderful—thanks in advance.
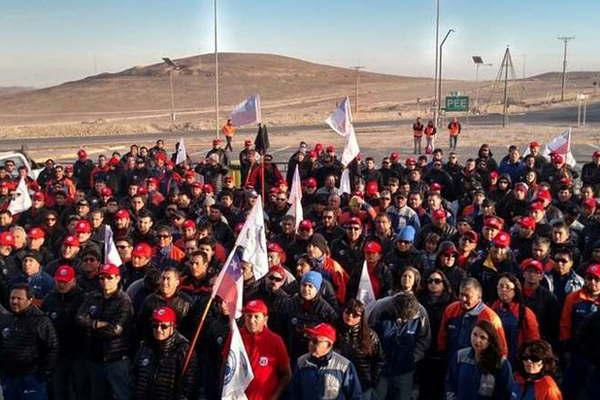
[99,275,116,281]
[398,240,412,245]
[152,323,172,330]
[522,355,542,363]
[497,284,515,291]
[427,278,443,284]
[116,245,130,249]
[343,309,362,318]
[267,275,284,282]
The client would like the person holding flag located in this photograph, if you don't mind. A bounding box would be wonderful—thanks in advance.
[240,300,291,400]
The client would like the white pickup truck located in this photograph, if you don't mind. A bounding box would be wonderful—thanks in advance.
[0,149,44,179]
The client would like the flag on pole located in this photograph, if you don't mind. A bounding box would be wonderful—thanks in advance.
[235,196,269,280]
[254,124,270,155]
[543,128,576,167]
[286,165,303,231]
[104,225,123,266]
[326,97,360,166]
[8,178,32,215]
[230,94,262,127]
[340,168,352,195]
[175,138,187,165]
[356,261,375,307]
[221,318,254,400]
[211,246,246,319]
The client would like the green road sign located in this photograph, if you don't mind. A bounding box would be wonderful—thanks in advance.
[445,96,469,112]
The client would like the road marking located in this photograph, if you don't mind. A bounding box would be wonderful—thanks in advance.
[271,145,291,154]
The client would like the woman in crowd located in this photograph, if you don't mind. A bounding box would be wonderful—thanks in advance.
[512,340,562,400]
[397,266,421,294]
[446,320,514,399]
[335,299,385,399]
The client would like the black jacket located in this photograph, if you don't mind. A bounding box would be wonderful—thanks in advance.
[76,289,134,362]
[132,332,199,400]
[330,235,367,275]
[523,285,560,346]
[41,286,85,358]
[0,305,58,376]
[335,323,385,390]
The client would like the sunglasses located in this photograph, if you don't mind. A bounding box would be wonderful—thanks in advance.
[553,258,569,264]
[158,234,171,239]
[116,245,130,249]
[398,240,412,245]
[427,278,443,284]
[346,226,361,231]
[522,355,542,363]
[322,215,334,219]
[267,275,284,282]
[99,275,116,281]
[343,309,362,318]
[152,323,172,330]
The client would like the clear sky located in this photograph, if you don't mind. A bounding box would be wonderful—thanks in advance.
[2,0,599,87]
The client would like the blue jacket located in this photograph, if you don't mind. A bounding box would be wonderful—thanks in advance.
[446,347,514,400]
[498,157,524,183]
[11,271,55,300]
[290,351,362,400]
[375,312,431,375]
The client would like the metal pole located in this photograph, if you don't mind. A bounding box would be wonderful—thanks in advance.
[437,29,454,128]
[577,100,582,127]
[502,49,509,127]
[433,0,440,126]
[169,69,176,122]
[558,36,575,102]
[583,100,587,127]
[475,63,480,111]
[214,0,220,138]
[350,66,364,118]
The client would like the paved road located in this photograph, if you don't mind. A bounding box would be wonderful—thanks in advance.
[1,102,598,151]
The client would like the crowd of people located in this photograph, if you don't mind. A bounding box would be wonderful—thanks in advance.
[1,130,600,400]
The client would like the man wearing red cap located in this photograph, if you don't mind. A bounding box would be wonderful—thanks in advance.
[331,217,367,276]
[528,141,548,170]
[240,300,291,400]
[582,150,600,191]
[75,263,133,400]
[414,207,457,250]
[290,322,363,399]
[540,151,579,194]
[560,264,600,399]
[206,138,229,166]
[121,242,157,289]
[132,306,199,400]
[42,265,85,400]
[348,240,392,300]
[74,149,94,191]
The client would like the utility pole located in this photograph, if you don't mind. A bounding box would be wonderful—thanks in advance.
[472,56,492,112]
[214,0,220,138]
[437,29,454,128]
[558,36,575,102]
[162,58,184,122]
[350,66,364,118]
[433,0,440,127]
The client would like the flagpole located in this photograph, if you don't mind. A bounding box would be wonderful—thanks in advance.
[181,295,215,375]
[261,156,266,203]
[214,0,220,139]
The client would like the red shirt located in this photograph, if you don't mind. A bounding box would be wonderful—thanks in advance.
[241,326,290,400]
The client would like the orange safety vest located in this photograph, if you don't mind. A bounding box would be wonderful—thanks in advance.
[221,124,235,137]
[448,122,461,137]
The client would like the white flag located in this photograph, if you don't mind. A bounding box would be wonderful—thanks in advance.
[8,178,32,215]
[326,97,354,137]
[356,261,376,307]
[286,165,303,231]
[340,168,352,195]
[235,196,269,280]
[326,97,360,166]
[222,319,254,400]
[543,128,576,167]
[230,94,262,127]
[175,138,187,165]
[104,225,123,266]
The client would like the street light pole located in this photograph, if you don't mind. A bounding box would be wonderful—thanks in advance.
[214,0,220,138]
[437,29,454,128]
[558,36,575,102]
[162,57,183,123]
[433,0,440,127]
[350,66,364,118]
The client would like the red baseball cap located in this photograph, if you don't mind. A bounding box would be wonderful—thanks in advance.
[55,265,76,283]
[244,139,252,147]
[115,209,130,219]
[203,184,214,193]
[28,227,45,240]
[430,182,442,191]
[305,323,336,344]
[183,219,196,229]
[326,145,335,153]
[366,181,379,196]
[63,235,80,247]
[304,177,317,188]
[298,219,314,231]
[514,182,529,193]
[0,232,15,247]
[489,171,499,179]
[243,300,269,315]
[267,242,285,254]
[484,216,503,231]
[390,152,400,161]
[212,139,222,146]
[520,258,543,273]
[586,264,600,279]
[75,220,92,234]
[152,306,177,324]
[146,177,159,186]
[536,190,552,203]
[530,201,545,211]
[132,243,153,258]
[551,153,564,164]
[77,149,87,159]
[518,216,537,230]
[99,263,120,276]
[529,141,541,148]
[346,217,362,227]
[364,241,382,254]
[33,192,45,201]
[432,209,447,221]
[493,231,511,248]
[594,151,600,159]
[462,230,479,243]
[405,157,417,166]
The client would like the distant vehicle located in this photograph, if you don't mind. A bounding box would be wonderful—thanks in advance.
[0,148,43,179]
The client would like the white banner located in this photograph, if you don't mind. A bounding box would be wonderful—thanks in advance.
[104,225,123,266]
[175,138,187,165]
[286,165,303,231]
[236,196,269,280]
[222,320,254,400]
[356,260,375,307]
[8,178,32,215]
